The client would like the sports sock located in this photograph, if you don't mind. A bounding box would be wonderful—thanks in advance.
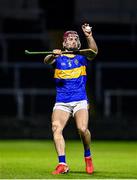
[58,155,66,164]
[84,149,91,157]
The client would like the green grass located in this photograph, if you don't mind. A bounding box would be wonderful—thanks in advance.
[0,140,137,179]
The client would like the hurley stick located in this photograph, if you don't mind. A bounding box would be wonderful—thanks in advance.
[25,49,97,56]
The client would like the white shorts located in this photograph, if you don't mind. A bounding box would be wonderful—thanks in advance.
[53,100,88,116]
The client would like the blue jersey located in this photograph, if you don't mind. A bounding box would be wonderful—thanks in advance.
[54,54,88,103]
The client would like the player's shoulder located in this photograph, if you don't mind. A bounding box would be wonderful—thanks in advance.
[76,54,88,64]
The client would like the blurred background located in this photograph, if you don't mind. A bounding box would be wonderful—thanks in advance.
[0,0,137,140]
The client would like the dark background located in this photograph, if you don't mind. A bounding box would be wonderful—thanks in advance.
[0,0,137,139]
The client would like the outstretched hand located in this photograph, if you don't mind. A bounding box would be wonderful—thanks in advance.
[82,23,92,37]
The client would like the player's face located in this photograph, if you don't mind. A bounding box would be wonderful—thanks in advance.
[64,34,79,50]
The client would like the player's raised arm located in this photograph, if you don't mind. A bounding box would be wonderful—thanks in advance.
[44,49,62,64]
[82,23,98,60]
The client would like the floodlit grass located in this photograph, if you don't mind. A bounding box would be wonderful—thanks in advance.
[0,140,137,179]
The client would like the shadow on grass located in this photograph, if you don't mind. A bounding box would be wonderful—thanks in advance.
[69,170,137,179]
[70,171,87,174]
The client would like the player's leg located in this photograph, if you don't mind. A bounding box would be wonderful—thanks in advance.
[51,109,70,174]
[74,108,94,174]
[52,109,70,156]
[74,108,90,150]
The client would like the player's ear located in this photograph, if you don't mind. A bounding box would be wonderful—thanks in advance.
[63,41,66,49]
[78,40,81,49]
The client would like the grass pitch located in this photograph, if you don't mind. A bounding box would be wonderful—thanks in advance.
[0,140,137,179]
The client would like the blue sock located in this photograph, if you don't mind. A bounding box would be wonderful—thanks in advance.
[84,149,91,157]
[58,155,66,163]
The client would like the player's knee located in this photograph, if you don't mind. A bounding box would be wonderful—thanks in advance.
[78,127,87,135]
[52,121,62,134]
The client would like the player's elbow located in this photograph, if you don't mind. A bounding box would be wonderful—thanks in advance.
[87,48,98,61]
[44,55,55,64]
[92,47,98,54]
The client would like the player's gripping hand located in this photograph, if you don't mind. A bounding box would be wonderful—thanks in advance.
[44,49,62,64]
[53,49,62,57]
[82,23,92,38]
